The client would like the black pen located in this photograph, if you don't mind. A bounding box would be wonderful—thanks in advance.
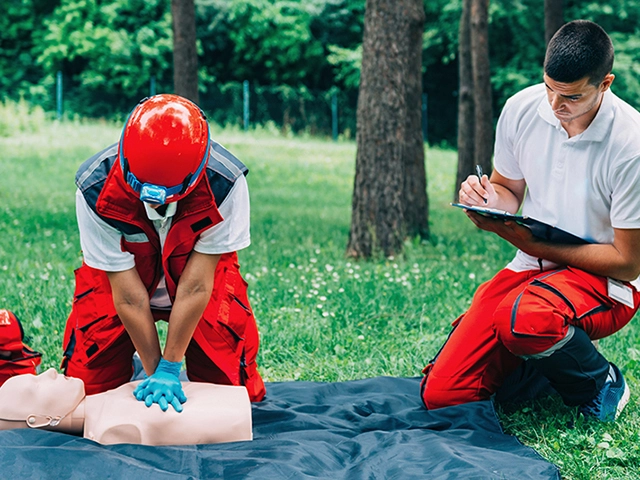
[475,165,487,204]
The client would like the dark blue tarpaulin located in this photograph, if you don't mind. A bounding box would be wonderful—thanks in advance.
[0,376,559,479]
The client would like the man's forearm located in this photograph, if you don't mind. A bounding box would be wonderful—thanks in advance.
[524,241,640,282]
[163,251,220,363]
[114,299,162,374]
[467,215,640,282]
[107,269,162,375]
[491,183,522,214]
[163,286,211,362]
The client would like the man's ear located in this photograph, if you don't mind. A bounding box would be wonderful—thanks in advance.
[601,73,615,92]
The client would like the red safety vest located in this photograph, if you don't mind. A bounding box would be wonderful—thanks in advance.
[96,157,225,300]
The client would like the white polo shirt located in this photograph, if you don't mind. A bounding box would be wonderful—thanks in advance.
[76,175,251,307]
[494,83,640,287]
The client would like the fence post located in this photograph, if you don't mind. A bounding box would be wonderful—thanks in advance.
[150,75,157,97]
[243,80,250,131]
[56,71,63,121]
[422,93,428,144]
[331,90,339,141]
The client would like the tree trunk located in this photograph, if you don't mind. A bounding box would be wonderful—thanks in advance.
[402,2,428,239]
[172,0,199,103]
[470,0,493,176]
[455,0,475,200]
[544,0,564,44]
[347,0,427,258]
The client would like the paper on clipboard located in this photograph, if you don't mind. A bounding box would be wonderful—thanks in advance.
[451,203,589,245]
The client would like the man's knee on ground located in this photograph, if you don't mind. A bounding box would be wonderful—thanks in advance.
[421,374,480,410]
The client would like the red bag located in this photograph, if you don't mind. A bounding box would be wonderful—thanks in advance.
[0,309,42,386]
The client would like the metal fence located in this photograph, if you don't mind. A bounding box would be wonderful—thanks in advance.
[42,72,439,142]
[51,72,359,140]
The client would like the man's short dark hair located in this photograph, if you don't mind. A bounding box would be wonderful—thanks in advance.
[544,20,614,86]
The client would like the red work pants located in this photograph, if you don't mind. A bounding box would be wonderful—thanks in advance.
[421,267,640,410]
[62,254,265,401]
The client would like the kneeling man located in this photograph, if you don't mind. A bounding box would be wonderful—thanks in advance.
[422,20,640,422]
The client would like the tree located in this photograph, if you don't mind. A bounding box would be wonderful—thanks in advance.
[454,0,492,198]
[347,0,427,258]
[470,0,493,177]
[544,0,563,44]
[172,0,199,102]
[403,1,429,239]
[454,0,474,198]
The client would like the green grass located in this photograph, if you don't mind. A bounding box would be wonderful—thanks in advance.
[1,114,640,479]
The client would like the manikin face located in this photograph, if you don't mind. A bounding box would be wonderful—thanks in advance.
[543,73,614,125]
[0,368,84,420]
[25,368,84,399]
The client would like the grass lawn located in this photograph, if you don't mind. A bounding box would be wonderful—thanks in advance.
[1,113,640,479]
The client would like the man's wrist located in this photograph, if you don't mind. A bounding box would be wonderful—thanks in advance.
[156,357,182,378]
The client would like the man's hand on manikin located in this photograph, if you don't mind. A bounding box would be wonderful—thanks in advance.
[133,357,187,413]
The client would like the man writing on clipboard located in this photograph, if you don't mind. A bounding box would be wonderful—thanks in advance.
[421,20,640,422]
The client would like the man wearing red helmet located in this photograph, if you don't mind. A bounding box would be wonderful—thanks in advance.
[62,94,265,412]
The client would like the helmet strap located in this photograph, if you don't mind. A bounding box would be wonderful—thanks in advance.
[179,173,193,195]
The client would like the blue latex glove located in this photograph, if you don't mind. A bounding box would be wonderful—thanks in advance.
[132,357,187,413]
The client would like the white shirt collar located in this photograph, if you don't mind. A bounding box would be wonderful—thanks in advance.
[144,202,177,221]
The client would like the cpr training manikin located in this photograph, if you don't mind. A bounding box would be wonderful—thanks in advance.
[0,368,253,446]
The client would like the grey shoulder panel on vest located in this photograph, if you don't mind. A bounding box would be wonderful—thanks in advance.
[76,143,119,192]
[75,143,141,235]
[206,140,249,206]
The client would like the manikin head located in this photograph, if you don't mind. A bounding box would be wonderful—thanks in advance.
[543,20,614,125]
[0,368,85,434]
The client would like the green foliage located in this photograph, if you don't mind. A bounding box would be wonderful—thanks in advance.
[326,45,361,90]
[1,0,167,117]
[34,0,173,117]
[4,0,640,143]
[224,0,325,85]
[609,33,640,108]
[311,0,365,90]
[423,0,460,67]
[0,0,60,106]
[489,0,546,110]
[198,0,346,89]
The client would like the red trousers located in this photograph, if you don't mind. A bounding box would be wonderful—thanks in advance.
[421,267,640,409]
[62,254,265,401]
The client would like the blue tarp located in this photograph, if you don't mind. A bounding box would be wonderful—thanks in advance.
[0,376,559,479]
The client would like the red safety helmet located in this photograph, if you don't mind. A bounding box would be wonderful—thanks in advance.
[119,94,210,204]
